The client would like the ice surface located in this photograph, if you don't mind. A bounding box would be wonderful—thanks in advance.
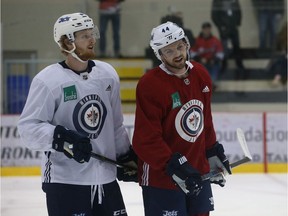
[1,174,287,216]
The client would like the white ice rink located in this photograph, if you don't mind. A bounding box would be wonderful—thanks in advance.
[1,174,287,216]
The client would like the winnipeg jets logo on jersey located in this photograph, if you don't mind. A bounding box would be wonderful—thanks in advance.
[73,94,107,139]
[86,104,99,125]
[175,99,204,142]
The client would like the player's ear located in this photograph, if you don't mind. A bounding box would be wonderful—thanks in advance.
[59,35,73,50]
[62,38,73,50]
[64,38,73,47]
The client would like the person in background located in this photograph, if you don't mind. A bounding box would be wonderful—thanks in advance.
[98,0,125,58]
[211,0,247,82]
[133,21,231,216]
[190,22,224,90]
[252,0,285,49]
[17,12,137,216]
[269,21,287,87]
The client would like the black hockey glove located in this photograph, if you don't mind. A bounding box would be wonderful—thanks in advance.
[52,125,92,163]
[166,153,203,196]
[117,146,138,182]
[206,141,232,187]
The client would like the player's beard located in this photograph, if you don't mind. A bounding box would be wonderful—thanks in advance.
[163,54,187,71]
[74,47,96,61]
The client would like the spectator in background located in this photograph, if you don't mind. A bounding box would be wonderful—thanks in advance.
[98,0,124,58]
[269,21,287,87]
[211,0,247,82]
[190,22,224,90]
[252,0,285,49]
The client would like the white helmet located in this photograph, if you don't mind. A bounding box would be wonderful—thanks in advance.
[53,12,100,48]
[150,21,190,60]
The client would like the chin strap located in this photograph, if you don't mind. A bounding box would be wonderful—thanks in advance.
[62,43,88,63]
[160,61,194,78]
[71,52,87,63]
[174,61,191,78]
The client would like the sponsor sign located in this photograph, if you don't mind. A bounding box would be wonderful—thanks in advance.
[1,115,42,166]
[1,113,287,167]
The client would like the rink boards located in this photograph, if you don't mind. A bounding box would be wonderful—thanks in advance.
[1,112,287,176]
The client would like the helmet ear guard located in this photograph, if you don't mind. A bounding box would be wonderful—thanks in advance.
[150,21,190,61]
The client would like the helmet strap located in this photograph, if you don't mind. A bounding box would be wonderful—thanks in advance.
[173,62,190,78]
[186,47,191,61]
[71,52,87,63]
[62,43,87,63]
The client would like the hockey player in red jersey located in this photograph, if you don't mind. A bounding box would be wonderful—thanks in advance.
[132,21,231,216]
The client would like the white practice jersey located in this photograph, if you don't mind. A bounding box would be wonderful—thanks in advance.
[18,60,131,185]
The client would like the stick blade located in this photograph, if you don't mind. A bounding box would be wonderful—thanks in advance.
[236,128,252,160]
[202,128,253,180]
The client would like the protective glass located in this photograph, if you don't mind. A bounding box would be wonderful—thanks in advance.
[75,27,100,41]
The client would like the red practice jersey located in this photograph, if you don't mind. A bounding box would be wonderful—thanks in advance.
[132,61,217,190]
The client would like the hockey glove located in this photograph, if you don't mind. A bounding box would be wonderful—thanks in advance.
[52,125,92,163]
[166,153,203,196]
[117,146,138,182]
[206,141,232,187]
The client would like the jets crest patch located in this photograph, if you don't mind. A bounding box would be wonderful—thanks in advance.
[175,99,204,142]
[73,94,107,139]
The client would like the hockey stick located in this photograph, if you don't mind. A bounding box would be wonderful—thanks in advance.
[63,142,136,170]
[236,127,253,162]
[90,151,137,170]
[201,128,252,180]
[65,128,252,179]
[90,127,252,180]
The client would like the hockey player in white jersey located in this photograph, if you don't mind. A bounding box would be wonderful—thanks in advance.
[17,12,137,216]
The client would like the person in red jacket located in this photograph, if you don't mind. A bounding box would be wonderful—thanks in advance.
[132,22,231,216]
[98,0,124,57]
[190,22,224,90]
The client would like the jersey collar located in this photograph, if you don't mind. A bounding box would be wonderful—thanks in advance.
[59,60,96,74]
[159,61,194,77]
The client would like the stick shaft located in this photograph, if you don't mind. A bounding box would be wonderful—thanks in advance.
[90,151,251,181]
[90,128,252,181]
[201,156,251,180]
[90,152,136,170]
